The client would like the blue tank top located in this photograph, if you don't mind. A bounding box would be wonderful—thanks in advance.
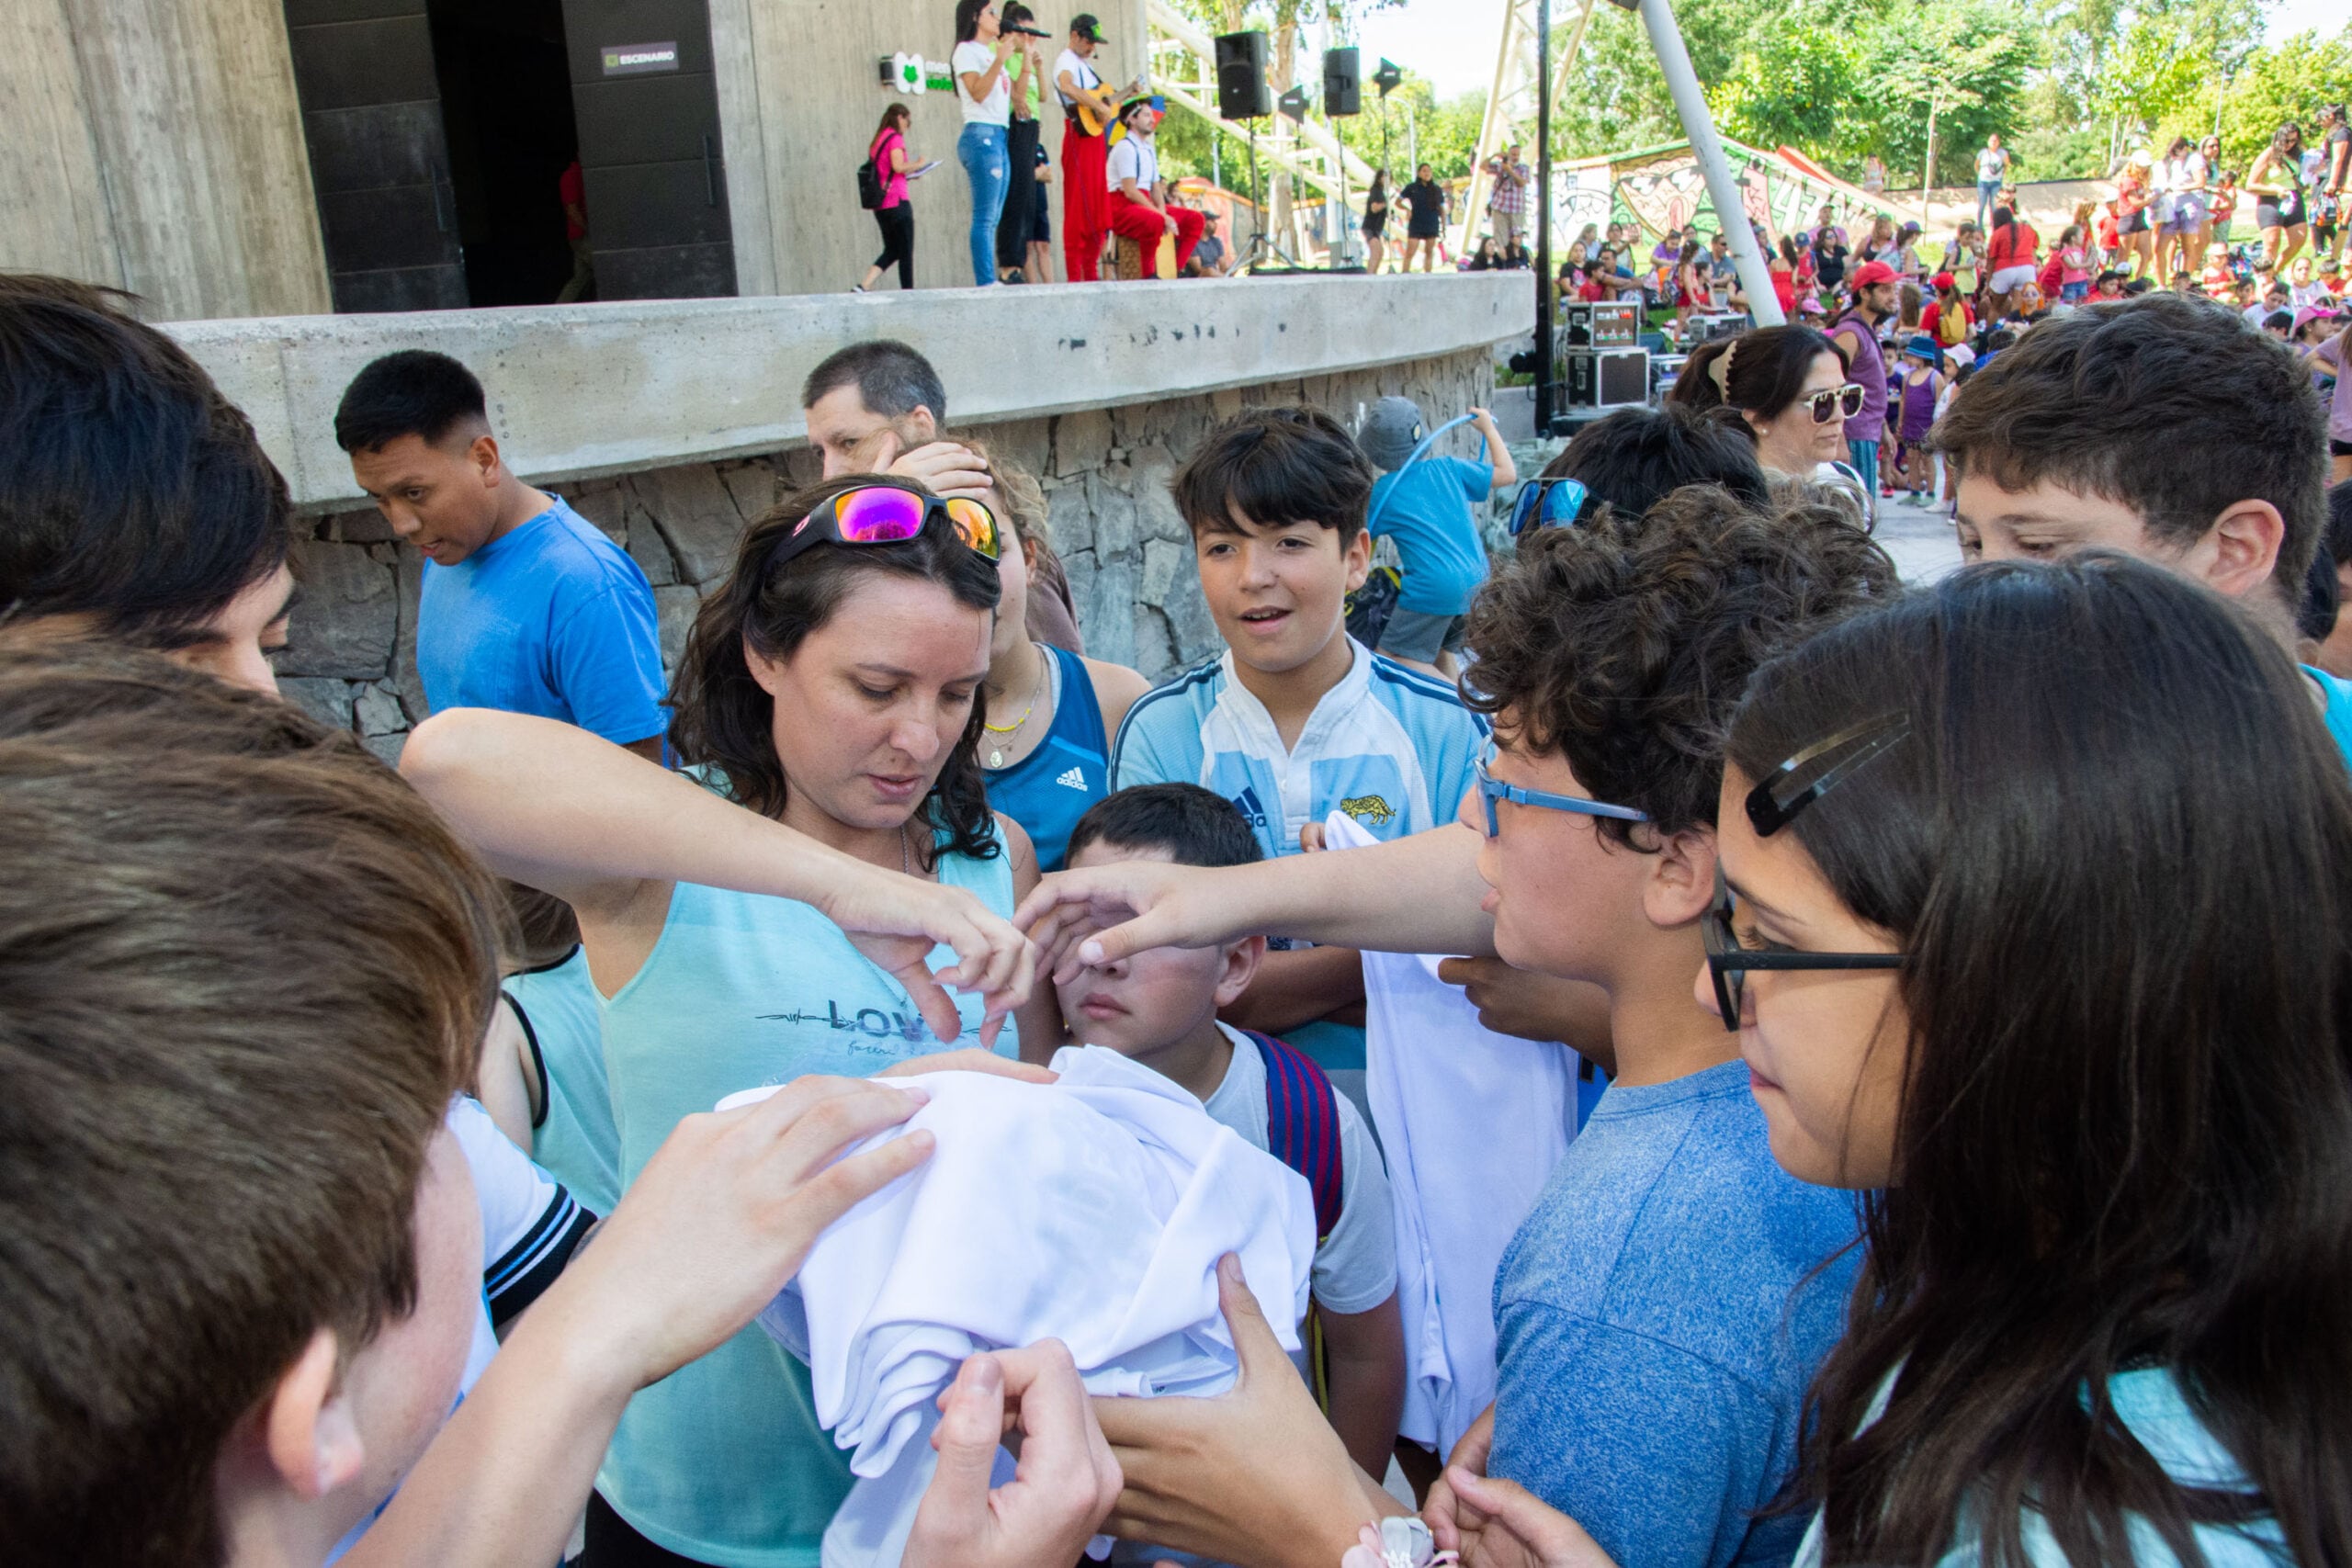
[594,824,1019,1565]
[502,947,621,1216]
[983,643,1110,872]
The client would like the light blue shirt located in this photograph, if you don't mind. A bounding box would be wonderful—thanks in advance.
[1490,1059,1862,1568]
[1367,456,1494,615]
[502,947,621,1217]
[1792,1367,2286,1568]
[417,495,667,745]
[594,810,1019,1566]
[2304,665,2352,771]
[1112,641,1486,1077]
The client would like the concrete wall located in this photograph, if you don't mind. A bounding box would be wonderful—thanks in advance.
[160,275,1526,755]
[709,0,1151,298]
[0,0,332,320]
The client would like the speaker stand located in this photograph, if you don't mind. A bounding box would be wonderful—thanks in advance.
[1240,120,1301,273]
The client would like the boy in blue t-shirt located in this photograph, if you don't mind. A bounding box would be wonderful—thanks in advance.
[1356,397,1517,678]
[334,350,668,759]
[1112,406,1488,1100]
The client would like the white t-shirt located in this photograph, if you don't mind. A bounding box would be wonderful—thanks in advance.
[1107,132,1159,196]
[1054,47,1102,110]
[953,39,1011,126]
[1204,1022,1397,1315]
[1976,145,2007,182]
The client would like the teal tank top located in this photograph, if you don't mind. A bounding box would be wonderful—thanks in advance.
[2305,664,2352,771]
[594,826,1019,1567]
[502,946,621,1216]
[983,644,1111,872]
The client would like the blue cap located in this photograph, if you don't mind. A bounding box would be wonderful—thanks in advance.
[1905,333,1941,360]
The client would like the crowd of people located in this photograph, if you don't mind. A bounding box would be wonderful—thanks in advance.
[7,208,2352,1568]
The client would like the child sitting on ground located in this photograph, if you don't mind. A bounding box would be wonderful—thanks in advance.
[1355,397,1517,679]
[1054,782,1405,1481]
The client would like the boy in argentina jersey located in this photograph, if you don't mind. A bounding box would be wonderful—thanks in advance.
[1113,407,1487,1101]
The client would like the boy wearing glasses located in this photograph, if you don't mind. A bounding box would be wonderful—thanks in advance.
[1112,406,1488,1112]
[1029,487,1894,1568]
[1356,396,1518,679]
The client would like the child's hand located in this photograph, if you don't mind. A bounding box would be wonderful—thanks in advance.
[550,1075,935,1393]
[1299,821,1329,853]
[1421,1402,1494,1554]
[903,1341,1124,1568]
[1018,859,1253,984]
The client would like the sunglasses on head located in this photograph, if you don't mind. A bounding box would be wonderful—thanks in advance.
[770,486,1001,573]
[1806,384,1867,424]
[1508,476,1590,536]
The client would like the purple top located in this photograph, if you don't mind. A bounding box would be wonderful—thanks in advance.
[2318,330,2352,444]
[1833,310,1889,443]
[1898,368,1938,444]
[872,129,908,209]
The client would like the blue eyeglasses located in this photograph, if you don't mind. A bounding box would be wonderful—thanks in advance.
[1509,476,1590,536]
[1475,750,1648,837]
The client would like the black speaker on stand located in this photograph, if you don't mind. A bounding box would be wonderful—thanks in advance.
[1320,48,1361,266]
[1214,30,1270,118]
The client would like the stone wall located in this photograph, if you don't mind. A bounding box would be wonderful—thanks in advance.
[273,346,1492,757]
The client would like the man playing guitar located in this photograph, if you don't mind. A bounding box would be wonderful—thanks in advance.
[1055,13,1140,282]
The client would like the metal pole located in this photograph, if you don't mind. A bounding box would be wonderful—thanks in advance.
[1637,0,1781,323]
[1534,0,1555,433]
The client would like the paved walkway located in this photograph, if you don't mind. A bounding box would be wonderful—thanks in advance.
[1874,495,1964,583]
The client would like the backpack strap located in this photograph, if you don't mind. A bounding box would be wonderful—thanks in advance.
[1246,1030,1344,1243]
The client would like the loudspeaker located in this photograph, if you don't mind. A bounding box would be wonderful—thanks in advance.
[1562,299,1641,348]
[1564,348,1650,409]
[1215,30,1271,119]
[1321,47,1361,117]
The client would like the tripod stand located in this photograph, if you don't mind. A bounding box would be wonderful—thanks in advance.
[1238,119,1302,272]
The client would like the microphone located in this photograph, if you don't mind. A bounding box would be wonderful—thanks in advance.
[1005,23,1051,37]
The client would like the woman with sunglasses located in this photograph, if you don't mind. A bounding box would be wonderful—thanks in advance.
[954,434,1149,871]
[1668,325,1872,529]
[405,474,1061,1568]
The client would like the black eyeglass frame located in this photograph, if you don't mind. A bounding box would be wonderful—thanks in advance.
[1702,866,1906,1032]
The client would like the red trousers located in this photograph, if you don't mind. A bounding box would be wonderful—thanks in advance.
[1108,191,1204,276]
[1061,124,1109,281]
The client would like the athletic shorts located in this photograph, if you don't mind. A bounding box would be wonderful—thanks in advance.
[2160,194,2207,234]
[2120,209,2151,235]
[1988,263,2037,294]
[2256,194,2306,230]
[1033,198,1051,243]
[1377,607,1467,663]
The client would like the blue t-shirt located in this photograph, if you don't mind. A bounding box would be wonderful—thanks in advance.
[2304,665,2352,770]
[417,495,668,745]
[1367,456,1494,615]
[1490,1058,1862,1568]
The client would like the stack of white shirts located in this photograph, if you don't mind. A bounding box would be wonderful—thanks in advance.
[1323,810,1580,1459]
[717,1045,1316,1568]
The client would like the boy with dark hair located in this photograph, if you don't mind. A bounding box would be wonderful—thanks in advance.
[1520,403,1770,533]
[0,643,1100,1568]
[0,274,295,689]
[335,349,667,760]
[1933,292,2352,757]
[1114,406,1488,1101]
[1055,783,1406,1481]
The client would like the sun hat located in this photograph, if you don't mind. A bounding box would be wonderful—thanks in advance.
[1904,333,1941,360]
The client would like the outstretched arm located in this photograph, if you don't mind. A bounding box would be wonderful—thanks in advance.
[401,709,1033,1041]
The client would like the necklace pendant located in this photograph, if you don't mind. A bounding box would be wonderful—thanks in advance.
[988,748,1004,768]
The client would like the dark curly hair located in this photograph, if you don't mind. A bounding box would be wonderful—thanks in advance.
[1461,484,1898,846]
[666,475,1003,869]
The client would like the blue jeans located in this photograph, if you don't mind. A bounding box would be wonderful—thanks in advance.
[1976,179,2002,230]
[958,122,1009,287]
[1848,436,1882,495]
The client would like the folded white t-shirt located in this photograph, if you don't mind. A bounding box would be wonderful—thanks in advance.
[718,1045,1316,1568]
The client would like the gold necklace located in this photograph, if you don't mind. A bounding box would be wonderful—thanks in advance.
[983,646,1050,769]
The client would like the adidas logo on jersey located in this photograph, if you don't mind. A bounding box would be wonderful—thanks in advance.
[1232,786,1269,830]
[1056,766,1087,790]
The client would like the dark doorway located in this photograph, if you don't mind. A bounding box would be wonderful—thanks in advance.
[426,0,583,306]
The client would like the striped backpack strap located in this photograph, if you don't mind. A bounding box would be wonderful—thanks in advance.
[1246,1030,1345,1243]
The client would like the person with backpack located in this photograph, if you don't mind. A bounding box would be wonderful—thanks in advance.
[1050,783,1405,1488]
[856,102,922,292]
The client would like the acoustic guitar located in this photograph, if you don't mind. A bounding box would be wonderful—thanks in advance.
[1071,73,1148,138]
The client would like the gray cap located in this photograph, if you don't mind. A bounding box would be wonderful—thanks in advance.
[1360,396,1427,470]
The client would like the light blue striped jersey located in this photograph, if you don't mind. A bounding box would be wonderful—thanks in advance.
[1111,639,1488,855]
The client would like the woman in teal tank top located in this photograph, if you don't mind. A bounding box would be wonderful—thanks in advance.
[961,439,1148,871]
[405,476,1065,1568]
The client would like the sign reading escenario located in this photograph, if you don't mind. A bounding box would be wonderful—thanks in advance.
[601,41,679,75]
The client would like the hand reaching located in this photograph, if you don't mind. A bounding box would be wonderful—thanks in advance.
[877,434,997,502]
[823,862,1036,1046]
[1434,1471,1615,1568]
[1016,858,1250,985]
[903,1341,1124,1568]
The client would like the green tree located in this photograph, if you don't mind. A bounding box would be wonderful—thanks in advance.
[1852,0,2038,184]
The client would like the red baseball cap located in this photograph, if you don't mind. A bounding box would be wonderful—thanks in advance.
[1850,261,1898,288]
[1930,271,1956,291]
